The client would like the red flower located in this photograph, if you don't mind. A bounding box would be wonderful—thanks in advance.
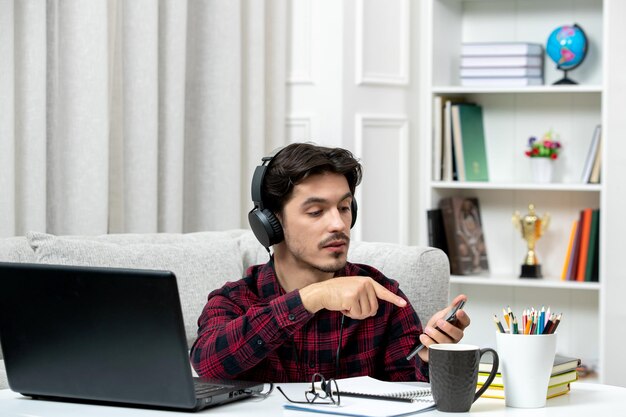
[525,150,531,157]
[550,153,558,160]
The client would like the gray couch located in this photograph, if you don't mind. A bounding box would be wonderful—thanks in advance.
[0,229,449,390]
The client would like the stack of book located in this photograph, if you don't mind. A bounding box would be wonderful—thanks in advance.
[477,354,580,400]
[460,42,544,87]
[561,208,600,282]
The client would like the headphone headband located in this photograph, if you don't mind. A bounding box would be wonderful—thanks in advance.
[250,159,271,209]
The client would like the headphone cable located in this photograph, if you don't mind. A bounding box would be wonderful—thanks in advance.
[335,314,346,373]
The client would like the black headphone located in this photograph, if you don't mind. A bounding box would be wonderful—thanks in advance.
[248,152,358,249]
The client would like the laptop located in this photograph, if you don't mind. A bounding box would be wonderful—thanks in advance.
[0,262,265,411]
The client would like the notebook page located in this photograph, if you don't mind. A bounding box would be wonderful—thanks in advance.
[284,396,435,417]
[334,376,431,398]
[283,377,435,417]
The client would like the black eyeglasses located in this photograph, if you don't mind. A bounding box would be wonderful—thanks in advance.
[277,373,341,407]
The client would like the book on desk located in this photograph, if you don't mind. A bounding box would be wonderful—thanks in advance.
[476,354,580,400]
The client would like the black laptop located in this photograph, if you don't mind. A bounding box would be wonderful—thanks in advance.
[0,262,265,411]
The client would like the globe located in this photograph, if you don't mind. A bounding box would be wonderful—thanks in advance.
[546,24,588,84]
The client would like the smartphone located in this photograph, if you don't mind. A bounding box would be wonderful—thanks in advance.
[405,299,467,361]
[441,299,466,327]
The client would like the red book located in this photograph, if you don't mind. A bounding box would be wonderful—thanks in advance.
[576,208,593,282]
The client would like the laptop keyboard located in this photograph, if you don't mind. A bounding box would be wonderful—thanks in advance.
[193,379,230,398]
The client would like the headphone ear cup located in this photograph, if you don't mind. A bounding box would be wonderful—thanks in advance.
[264,209,284,244]
[350,199,358,228]
[248,208,284,248]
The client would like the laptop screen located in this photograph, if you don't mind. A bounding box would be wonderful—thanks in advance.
[0,262,197,409]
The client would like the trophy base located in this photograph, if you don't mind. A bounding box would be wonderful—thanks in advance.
[520,264,542,279]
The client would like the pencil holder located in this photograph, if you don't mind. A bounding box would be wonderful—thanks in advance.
[495,332,556,408]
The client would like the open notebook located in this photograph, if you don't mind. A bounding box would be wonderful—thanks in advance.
[283,376,435,417]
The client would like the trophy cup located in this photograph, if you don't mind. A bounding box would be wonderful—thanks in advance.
[512,204,550,278]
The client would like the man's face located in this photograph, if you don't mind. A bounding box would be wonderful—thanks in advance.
[278,172,353,274]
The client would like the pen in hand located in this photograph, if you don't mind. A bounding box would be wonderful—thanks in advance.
[405,342,425,361]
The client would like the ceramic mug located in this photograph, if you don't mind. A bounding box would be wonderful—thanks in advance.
[429,344,499,412]
[496,332,557,408]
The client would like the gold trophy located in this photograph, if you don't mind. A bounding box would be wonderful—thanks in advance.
[512,204,550,278]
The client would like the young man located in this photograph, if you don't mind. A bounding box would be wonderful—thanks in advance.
[190,143,470,383]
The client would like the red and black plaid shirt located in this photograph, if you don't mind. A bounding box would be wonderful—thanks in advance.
[190,259,428,383]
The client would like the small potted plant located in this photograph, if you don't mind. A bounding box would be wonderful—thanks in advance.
[525,130,562,183]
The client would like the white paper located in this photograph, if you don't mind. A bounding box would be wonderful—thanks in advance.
[283,376,435,417]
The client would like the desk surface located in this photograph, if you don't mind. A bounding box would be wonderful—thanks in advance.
[1,382,625,416]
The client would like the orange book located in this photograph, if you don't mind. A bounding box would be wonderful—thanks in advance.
[576,208,593,282]
[561,220,578,281]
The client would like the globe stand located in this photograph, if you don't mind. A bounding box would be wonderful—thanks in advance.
[553,69,578,85]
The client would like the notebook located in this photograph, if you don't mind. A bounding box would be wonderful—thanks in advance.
[0,262,265,411]
[284,376,435,417]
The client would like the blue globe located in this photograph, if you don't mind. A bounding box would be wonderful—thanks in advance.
[546,24,588,71]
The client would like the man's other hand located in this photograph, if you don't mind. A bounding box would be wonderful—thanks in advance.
[417,294,471,362]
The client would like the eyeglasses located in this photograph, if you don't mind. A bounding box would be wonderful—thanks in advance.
[277,373,341,407]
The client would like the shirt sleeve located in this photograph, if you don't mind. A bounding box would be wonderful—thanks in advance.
[190,287,312,380]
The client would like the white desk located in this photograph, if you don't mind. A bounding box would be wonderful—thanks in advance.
[0,383,624,416]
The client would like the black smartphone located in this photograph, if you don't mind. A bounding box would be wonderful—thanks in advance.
[405,299,467,361]
[441,299,466,327]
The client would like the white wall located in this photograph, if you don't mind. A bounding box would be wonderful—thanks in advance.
[286,0,423,244]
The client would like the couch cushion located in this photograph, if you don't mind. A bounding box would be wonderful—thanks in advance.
[237,231,271,270]
[27,232,244,347]
[0,360,6,390]
[348,241,449,326]
[0,236,37,263]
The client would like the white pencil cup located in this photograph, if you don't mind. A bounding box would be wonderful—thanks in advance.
[495,332,557,408]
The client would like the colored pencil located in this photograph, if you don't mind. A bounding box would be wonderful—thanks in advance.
[502,308,510,330]
[492,308,562,336]
[493,315,505,333]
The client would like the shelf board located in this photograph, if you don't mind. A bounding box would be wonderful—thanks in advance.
[450,275,600,290]
[430,181,602,192]
[432,85,603,95]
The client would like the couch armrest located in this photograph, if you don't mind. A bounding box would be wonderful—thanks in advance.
[348,241,450,326]
[0,360,6,390]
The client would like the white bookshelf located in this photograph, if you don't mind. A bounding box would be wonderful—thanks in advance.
[450,275,600,291]
[432,85,604,95]
[431,181,602,192]
[419,0,626,386]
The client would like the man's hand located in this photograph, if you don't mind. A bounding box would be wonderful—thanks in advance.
[299,276,407,320]
[417,294,471,362]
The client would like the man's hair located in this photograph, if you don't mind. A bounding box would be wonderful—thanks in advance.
[263,143,362,214]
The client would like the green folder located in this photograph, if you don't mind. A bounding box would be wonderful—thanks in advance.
[458,104,489,181]
[585,209,600,282]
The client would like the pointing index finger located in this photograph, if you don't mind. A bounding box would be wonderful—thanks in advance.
[372,281,407,308]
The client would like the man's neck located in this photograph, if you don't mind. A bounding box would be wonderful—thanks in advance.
[272,248,335,293]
